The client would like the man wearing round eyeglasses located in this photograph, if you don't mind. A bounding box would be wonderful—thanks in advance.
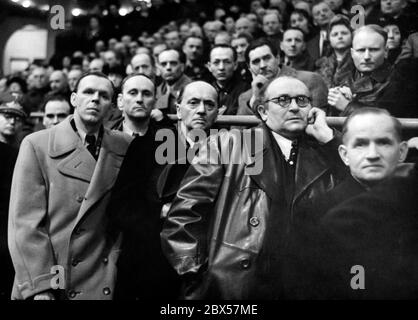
[161,76,346,299]
[0,95,26,148]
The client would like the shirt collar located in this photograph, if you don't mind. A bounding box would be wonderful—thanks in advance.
[122,121,148,137]
[271,131,294,160]
[72,119,99,145]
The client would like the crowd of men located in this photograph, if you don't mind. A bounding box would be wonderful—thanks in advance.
[1,0,418,300]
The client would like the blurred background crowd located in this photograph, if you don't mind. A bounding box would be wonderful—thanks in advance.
[0,0,418,148]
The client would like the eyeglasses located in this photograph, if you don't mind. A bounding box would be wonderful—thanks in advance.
[264,95,312,108]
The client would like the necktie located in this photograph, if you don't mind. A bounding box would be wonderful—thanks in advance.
[288,140,298,166]
[86,134,97,160]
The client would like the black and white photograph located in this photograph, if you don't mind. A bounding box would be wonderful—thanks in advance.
[0,0,418,313]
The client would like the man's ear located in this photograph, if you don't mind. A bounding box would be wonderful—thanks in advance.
[70,92,77,109]
[338,144,350,166]
[117,93,123,111]
[399,141,409,163]
[280,41,284,52]
[256,104,268,122]
[176,103,182,120]
[350,48,355,60]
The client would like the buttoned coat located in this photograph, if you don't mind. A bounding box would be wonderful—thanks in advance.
[8,116,131,300]
[161,125,345,299]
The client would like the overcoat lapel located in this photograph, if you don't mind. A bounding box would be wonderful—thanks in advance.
[49,117,96,183]
[75,129,126,225]
[293,139,328,203]
[246,125,281,200]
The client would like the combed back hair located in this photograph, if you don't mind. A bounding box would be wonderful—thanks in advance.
[41,94,71,113]
[183,35,204,45]
[157,48,187,64]
[328,14,353,38]
[232,32,254,44]
[120,73,156,93]
[73,71,115,95]
[176,81,220,107]
[210,44,238,62]
[283,27,306,42]
[131,52,156,68]
[291,8,311,20]
[312,0,329,9]
[342,107,403,143]
[353,25,388,45]
[245,38,278,64]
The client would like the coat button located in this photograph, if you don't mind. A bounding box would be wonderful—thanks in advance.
[71,259,80,267]
[74,228,85,235]
[76,195,84,203]
[249,217,260,227]
[103,287,111,295]
[103,257,108,264]
[68,290,77,299]
[240,258,251,269]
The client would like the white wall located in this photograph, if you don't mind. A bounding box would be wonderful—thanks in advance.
[3,24,48,75]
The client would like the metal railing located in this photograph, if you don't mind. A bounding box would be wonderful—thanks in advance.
[30,112,418,130]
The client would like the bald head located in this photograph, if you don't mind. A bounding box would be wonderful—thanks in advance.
[177,81,219,132]
[236,17,253,35]
[49,70,68,93]
[130,53,155,78]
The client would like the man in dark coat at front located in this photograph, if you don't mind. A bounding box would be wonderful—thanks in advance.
[290,107,411,299]
[161,76,346,299]
[106,74,175,300]
[157,81,220,221]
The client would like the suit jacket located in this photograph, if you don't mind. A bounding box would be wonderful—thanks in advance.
[236,65,329,117]
[211,72,251,116]
[284,51,316,72]
[155,74,192,114]
[307,32,332,63]
[161,125,345,299]
[8,116,131,300]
